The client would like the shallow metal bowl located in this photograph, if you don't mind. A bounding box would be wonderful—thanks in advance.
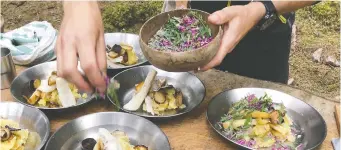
[105,33,147,70]
[206,88,327,150]
[0,101,50,150]
[108,65,205,118]
[10,61,95,112]
[44,112,171,150]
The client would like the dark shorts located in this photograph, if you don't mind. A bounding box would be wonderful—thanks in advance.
[191,1,294,84]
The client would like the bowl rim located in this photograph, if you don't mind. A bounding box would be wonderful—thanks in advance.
[10,61,96,110]
[105,32,148,69]
[0,101,51,150]
[44,111,171,150]
[139,8,222,54]
[205,87,327,150]
[107,65,206,118]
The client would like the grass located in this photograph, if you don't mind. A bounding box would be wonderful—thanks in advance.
[289,1,340,100]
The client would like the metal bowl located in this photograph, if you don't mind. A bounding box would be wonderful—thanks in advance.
[44,112,171,150]
[0,101,50,150]
[107,65,205,118]
[10,61,95,112]
[206,88,327,150]
[105,33,147,70]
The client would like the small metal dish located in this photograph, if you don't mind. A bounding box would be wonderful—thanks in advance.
[105,33,147,70]
[206,88,327,150]
[107,65,205,118]
[44,112,171,150]
[0,101,50,150]
[10,61,95,112]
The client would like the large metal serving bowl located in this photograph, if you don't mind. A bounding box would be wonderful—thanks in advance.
[44,112,171,150]
[10,61,95,112]
[0,101,50,150]
[139,9,222,72]
[207,88,327,150]
[107,65,205,118]
[105,33,147,72]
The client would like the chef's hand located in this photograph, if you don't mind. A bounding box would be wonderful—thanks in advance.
[200,2,266,71]
[56,1,107,94]
[175,1,188,9]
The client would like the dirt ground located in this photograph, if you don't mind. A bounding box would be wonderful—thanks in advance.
[1,1,339,101]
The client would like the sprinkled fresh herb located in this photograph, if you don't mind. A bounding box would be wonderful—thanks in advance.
[148,11,213,52]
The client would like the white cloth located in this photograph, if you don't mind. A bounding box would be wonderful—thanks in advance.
[0,21,57,65]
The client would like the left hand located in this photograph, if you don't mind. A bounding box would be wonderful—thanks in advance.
[200,2,266,71]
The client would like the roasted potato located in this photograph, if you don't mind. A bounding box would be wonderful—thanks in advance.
[251,111,270,119]
[108,51,119,59]
[134,145,148,150]
[33,79,41,89]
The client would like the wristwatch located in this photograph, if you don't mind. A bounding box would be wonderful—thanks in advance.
[254,0,278,31]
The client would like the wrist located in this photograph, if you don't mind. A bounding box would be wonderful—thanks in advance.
[245,2,266,25]
[63,1,98,15]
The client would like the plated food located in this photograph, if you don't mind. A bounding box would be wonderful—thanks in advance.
[104,33,147,69]
[0,102,50,150]
[11,61,95,111]
[1,118,41,150]
[123,69,186,115]
[81,128,147,150]
[44,112,170,150]
[148,11,213,52]
[207,88,327,150]
[23,71,87,108]
[107,65,205,118]
[218,94,300,149]
[106,43,138,66]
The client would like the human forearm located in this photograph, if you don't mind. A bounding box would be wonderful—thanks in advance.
[63,1,99,15]
[273,1,317,14]
[245,1,318,22]
[175,0,188,9]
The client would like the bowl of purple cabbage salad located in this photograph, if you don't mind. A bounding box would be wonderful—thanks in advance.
[139,9,222,72]
[207,88,327,150]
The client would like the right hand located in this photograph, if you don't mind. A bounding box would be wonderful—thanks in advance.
[56,1,107,94]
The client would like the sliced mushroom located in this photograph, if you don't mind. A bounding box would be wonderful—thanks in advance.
[106,45,112,52]
[5,125,21,131]
[81,138,97,150]
[154,91,166,104]
[134,145,148,150]
[122,52,128,63]
[111,44,122,54]
[151,78,167,91]
[48,74,57,86]
[108,51,119,59]
[175,91,183,107]
[1,127,11,142]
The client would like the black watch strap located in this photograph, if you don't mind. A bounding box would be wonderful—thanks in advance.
[254,0,277,30]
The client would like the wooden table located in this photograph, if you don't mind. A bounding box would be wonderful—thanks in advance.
[1,65,339,150]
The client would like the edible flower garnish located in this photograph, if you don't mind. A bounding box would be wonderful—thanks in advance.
[148,11,213,52]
